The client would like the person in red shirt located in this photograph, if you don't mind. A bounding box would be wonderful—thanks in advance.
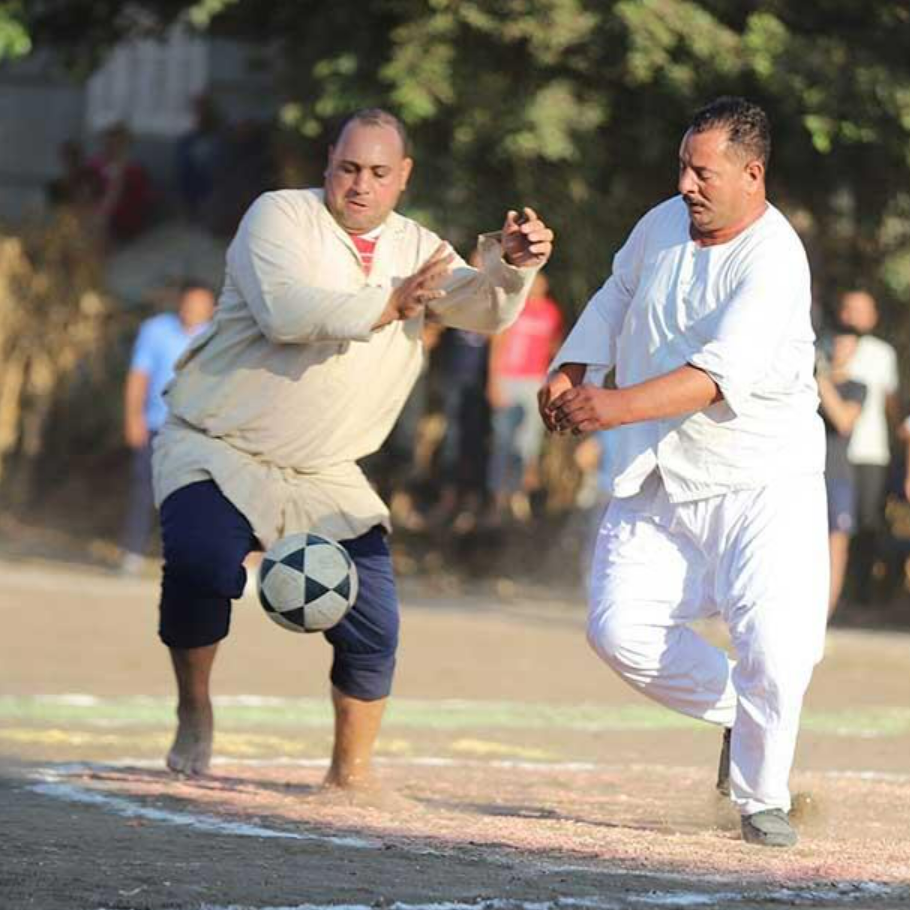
[88,123,153,245]
[486,271,563,520]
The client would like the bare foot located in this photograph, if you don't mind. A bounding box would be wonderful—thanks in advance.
[319,769,419,810]
[322,764,379,792]
[166,702,213,776]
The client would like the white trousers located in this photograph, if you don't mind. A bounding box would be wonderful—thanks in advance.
[587,472,829,816]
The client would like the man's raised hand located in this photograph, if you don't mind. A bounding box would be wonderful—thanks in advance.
[501,207,554,269]
[374,243,454,329]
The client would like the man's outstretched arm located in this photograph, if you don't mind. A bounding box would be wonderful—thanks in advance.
[543,364,722,435]
[428,207,554,334]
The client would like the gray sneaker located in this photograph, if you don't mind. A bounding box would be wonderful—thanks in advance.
[741,808,798,847]
[716,727,731,796]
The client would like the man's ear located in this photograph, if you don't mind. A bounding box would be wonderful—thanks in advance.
[400,157,414,190]
[324,145,334,177]
[745,158,764,193]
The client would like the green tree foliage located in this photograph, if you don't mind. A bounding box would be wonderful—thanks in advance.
[13,0,910,329]
[0,2,31,59]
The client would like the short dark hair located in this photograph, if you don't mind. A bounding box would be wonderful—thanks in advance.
[179,278,215,298]
[690,97,771,170]
[334,108,411,157]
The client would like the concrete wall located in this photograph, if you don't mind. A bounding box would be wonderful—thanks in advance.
[0,51,84,222]
[0,28,282,226]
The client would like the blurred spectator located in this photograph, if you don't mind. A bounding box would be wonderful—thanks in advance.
[486,271,563,521]
[837,290,900,602]
[432,288,490,531]
[175,94,226,224]
[208,119,276,236]
[817,329,866,616]
[119,281,215,573]
[573,428,615,588]
[46,139,102,210]
[902,419,910,503]
[88,123,153,245]
[366,319,445,531]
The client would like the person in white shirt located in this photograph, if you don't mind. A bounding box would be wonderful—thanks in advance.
[836,290,900,603]
[539,97,826,848]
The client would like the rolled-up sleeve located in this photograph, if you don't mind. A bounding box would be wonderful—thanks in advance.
[688,240,810,416]
[228,192,389,344]
[427,232,537,333]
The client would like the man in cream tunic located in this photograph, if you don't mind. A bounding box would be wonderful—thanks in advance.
[153,108,554,784]
[540,98,826,848]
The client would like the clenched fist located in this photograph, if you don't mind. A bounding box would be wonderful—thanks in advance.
[501,207,554,269]
[549,385,627,436]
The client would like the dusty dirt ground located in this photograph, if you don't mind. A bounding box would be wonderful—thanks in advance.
[1,555,909,910]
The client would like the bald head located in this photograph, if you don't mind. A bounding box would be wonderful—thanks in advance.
[324,111,413,234]
[333,109,410,157]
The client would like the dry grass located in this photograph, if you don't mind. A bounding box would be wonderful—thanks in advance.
[0,212,111,497]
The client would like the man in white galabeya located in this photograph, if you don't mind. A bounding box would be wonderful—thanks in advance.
[539,97,826,848]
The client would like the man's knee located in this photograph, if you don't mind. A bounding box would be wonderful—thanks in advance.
[587,607,649,676]
[733,645,814,725]
[330,650,397,701]
[327,611,398,700]
[159,597,231,650]
[163,535,246,600]
[160,482,253,600]
[160,539,240,648]
[158,482,255,649]
[325,527,399,701]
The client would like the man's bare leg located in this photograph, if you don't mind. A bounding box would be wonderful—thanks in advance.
[323,686,386,789]
[167,644,218,775]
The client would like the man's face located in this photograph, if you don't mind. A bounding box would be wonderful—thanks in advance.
[179,288,215,328]
[838,291,878,334]
[324,122,413,234]
[678,127,762,237]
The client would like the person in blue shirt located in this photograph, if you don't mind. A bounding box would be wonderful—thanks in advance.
[120,280,215,572]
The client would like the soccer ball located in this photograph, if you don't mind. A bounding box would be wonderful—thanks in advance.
[258,532,358,633]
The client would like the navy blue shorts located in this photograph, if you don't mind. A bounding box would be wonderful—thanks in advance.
[159,481,399,701]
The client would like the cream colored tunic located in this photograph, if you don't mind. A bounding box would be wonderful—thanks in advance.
[153,188,537,548]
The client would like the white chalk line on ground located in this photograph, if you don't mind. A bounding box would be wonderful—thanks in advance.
[95,901,619,910]
[29,770,378,850]
[29,764,910,910]
[90,880,910,910]
[36,755,910,783]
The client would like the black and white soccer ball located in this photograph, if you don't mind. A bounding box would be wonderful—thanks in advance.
[258,532,358,633]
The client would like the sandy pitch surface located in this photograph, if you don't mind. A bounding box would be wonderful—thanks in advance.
[1,558,909,910]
